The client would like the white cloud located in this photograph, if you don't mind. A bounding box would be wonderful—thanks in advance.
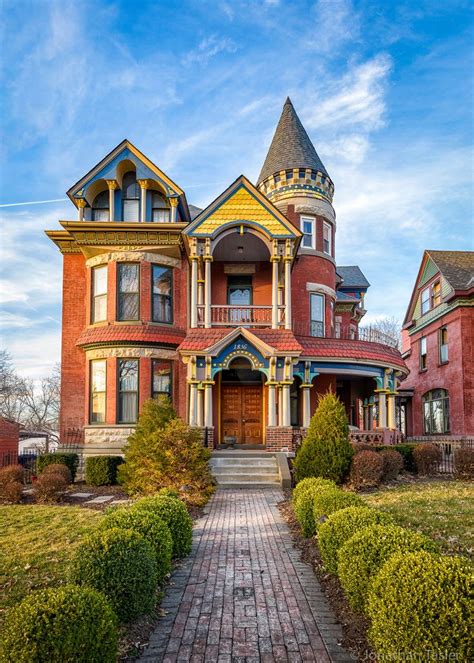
[182,35,237,66]
[306,0,359,54]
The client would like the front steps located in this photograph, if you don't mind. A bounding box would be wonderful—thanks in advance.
[210,451,283,488]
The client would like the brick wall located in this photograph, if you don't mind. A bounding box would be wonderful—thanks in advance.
[0,418,20,458]
[265,426,294,452]
[291,255,336,336]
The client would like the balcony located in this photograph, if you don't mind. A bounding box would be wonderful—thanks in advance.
[197,305,285,327]
[292,321,400,349]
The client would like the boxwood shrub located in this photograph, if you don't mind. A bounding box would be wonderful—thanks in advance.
[101,507,172,583]
[0,584,117,663]
[69,527,157,622]
[132,495,193,558]
[375,444,417,472]
[85,456,124,486]
[318,506,393,575]
[313,488,364,530]
[37,452,79,482]
[367,551,472,660]
[337,523,439,613]
[292,478,337,537]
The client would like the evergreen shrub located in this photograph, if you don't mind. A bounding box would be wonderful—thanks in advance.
[337,523,439,613]
[85,456,124,486]
[0,585,118,663]
[375,444,417,472]
[292,478,337,537]
[367,551,472,661]
[69,527,157,622]
[133,495,193,558]
[312,488,364,529]
[37,452,79,481]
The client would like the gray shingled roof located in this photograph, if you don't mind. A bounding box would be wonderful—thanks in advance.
[428,250,474,290]
[188,204,203,220]
[257,98,329,184]
[336,266,370,288]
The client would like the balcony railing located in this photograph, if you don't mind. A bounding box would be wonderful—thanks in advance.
[197,305,285,327]
[292,322,400,349]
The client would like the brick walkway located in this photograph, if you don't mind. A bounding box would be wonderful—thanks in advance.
[140,489,351,663]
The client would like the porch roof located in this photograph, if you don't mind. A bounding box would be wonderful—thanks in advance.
[178,328,303,353]
[296,336,407,371]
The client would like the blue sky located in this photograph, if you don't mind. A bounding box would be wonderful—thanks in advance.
[0,0,473,378]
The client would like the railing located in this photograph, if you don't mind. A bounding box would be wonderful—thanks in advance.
[292,322,399,349]
[197,305,285,327]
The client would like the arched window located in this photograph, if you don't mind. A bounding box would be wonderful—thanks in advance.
[423,389,450,434]
[91,191,109,221]
[122,171,139,221]
[151,192,170,222]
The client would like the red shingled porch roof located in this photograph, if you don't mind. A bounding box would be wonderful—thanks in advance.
[178,328,303,353]
[297,336,407,370]
[76,324,186,348]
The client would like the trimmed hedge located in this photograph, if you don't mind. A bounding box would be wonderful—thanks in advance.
[313,488,364,530]
[132,495,193,558]
[375,444,416,472]
[101,507,172,583]
[0,465,23,504]
[350,450,384,489]
[292,478,337,537]
[0,584,118,663]
[34,472,68,503]
[37,452,79,482]
[41,463,72,484]
[318,506,393,575]
[413,443,442,475]
[454,447,474,479]
[85,456,124,486]
[367,551,472,660]
[69,527,157,622]
[337,523,439,613]
[379,449,404,481]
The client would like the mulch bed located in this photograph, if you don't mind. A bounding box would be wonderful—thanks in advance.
[20,482,130,509]
[278,494,374,663]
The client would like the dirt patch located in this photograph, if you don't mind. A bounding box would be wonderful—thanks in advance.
[278,494,374,663]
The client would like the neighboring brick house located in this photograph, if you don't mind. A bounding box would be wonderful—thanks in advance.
[46,98,407,456]
[0,417,20,464]
[401,250,474,438]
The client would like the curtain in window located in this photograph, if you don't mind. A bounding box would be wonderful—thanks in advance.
[90,360,106,423]
[118,359,138,423]
[92,266,107,322]
[118,264,139,320]
[152,265,172,323]
[92,190,109,221]
[152,360,172,399]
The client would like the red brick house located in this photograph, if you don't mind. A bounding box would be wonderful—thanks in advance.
[0,417,20,465]
[401,250,474,438]
[46,98,407,457]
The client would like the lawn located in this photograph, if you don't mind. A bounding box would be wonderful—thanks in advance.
[0,505,103,623]
[362,479,473,558]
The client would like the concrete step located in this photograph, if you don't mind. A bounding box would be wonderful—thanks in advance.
[217,481,281,488]
[210,450,285,488]
[213,472,280,482]
[211,465,277,474]
[211,460,277,468]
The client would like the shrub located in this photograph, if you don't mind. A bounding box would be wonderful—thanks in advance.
[293,477,336,503]
[34,472,68,503]
[313,488,364,530]
[293,392,353,483]
[337,523,439,613]
[454,447,474,479]
[413,443,442,475]
[37,452,79,482]
[70,527,157,622]
[101,507,172,583]
[379,449,404,481]
[292,478,337,537]
[367,551,472,660]
[41,462,72,484]
[350,450,384,489]
[0,464,24,484]
[0,480,22,504]
[350,443,373,454]
[85,456,124,486]
[318,506,393,575]
[132,495,193,558]
[156,487,180,499]
[376,443,417,472]
[118,397,214,506]
[0,584,118,663]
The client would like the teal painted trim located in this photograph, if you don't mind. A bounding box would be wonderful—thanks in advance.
[410,299,472,335]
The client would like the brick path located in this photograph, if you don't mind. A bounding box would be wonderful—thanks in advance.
[140,489,352,663]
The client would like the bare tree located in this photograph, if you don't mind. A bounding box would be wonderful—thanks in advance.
[0,350,26,422]
[361,317,402,349]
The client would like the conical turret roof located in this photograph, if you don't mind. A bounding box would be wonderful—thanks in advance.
[258,97,329,184]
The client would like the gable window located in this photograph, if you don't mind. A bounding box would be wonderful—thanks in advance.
[122,171,140,221]
[91,191,109,221]
[91,265,107,323]
[310,293,324,337]
[421,287,430,315]
[117,359,138,423]
[323,221,332,255]
[301,216,315,249]
[90,360,106,424]
[117,263,139,321]
[151,192,170,223]
[152,359,172,401]
[423,388,450,434]
[432,281,441,307]
[152,265,172,323]
[419,336,427,370]
[439,327,448,364]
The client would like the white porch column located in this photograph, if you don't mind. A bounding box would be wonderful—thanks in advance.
[284,240,292,330]
[282,384,291,427]
[204,382,214,428]
[77,198,86,221]
[106,180,117,221]
[138,180,148,222]
[169,197,179,223]
[197,385,204,427]
[190,254,199,328]
[268,383,277,426]
[271,243,280,329]
[188,382,198,425]
[278,385,283,426]
[204,251,212,329]
[301,384,312,428]
[387,393,396,429]
[377,391,388,428]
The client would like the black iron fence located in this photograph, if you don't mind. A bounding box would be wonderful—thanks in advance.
[0,445,85,483]
[407,437,474,474]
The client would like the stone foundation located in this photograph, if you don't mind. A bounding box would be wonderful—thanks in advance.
[83,426,134,458]
[265,426,294,452]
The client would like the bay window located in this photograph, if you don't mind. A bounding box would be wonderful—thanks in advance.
[90,360,106,424]
[310,293,325,337]
[152,359,172,400]
[152,265,172,323]
[423,389,450,434]
[91,265,107,323]
[117,359,138,423]
[301,216,315,249]
[117,263,139,321]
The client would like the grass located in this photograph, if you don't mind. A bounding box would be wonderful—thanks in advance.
[0,505,103,623]
[362,479,473,558]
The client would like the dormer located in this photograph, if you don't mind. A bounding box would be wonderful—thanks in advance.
[66,139,191,224]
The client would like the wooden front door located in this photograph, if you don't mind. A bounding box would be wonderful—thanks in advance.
[221,385,262,444]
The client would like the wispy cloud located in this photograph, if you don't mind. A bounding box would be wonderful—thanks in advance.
[182,35,237,66]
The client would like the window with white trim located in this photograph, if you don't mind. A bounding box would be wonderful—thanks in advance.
[301,216,315,249]
[310,293,324,337]
[421,287,430,315]
[323,221,332,255]
[90,360,106,424]
[439,327,448,364]
[91,265,107,323]
[419,336,427,370]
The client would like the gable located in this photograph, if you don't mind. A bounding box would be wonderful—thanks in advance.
[419,256,439,287]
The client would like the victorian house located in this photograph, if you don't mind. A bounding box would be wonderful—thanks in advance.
[46,98,407,457]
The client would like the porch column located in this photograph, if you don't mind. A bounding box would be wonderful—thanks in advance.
[268,383,277,426]
[138,180,148,222]
[387,392,397,429]
[204,381,214,428]
[188,382,198,425]
[362,400,369,429]
[190,244,199,328]
[77,198,86,221]
[284,241,292,330]
[376,390,388,428]
[204,243,212,329]
[301,384,312,428]
[106,180,117,221]
[271,243,280,329]
[282,383,291,427]
[197,385,204,427]
[169,197,179,223]
[278,385,283,426]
